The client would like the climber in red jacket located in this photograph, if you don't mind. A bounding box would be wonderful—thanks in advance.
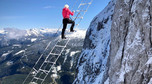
[61,4,75,39]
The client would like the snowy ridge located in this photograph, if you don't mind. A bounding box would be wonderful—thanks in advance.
[0,28,86,39]
[73,0,116,84]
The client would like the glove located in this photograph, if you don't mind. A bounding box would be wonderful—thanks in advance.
[72,10,75,13]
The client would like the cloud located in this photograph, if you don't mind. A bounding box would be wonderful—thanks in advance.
[4,28,27,39]
[43,6,55,9]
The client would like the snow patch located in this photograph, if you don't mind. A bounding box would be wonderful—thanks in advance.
[14,50,25,56]
[51,74,58,79]
[31,38,37,42]
[51,65,61,79]
[27,45,31,46]
[52,65,61,73]
[104,78,109,84]
[6,61,13,66]
[148,78,152,84]
[57,65,61,71]
[63,49,70,63]
[114,43,123,63]
[146,57,152,65]
[26,29,41,36]
[2,51,12,58]
[40,28,58,34]
[13,44,22,47]
[118,70,125,82]
[67,29,86,39]
[70,51,80,57]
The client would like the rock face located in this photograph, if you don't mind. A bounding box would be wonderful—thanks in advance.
[74,0,152,84]
[73,0,116,84]
[109,0,152,84]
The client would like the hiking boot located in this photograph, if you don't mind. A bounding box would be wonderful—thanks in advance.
[70,30,75,32]
[61,36,66,39]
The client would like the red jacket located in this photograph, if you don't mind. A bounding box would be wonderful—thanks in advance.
[62,8,74,19]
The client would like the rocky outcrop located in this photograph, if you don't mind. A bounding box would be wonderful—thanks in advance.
[109,0,152,84]
[73,0,116,84]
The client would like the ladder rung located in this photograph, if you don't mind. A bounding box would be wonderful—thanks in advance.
[39,69,49,74]
[72,17,83,19]
[76,10,87,12]
[34,77,44,81]
[50,53,60,56]
[78,2,92,8]
[44,61,54,64]
[79,2,92,6]
[55,45,65,48]
[33,68,38,72]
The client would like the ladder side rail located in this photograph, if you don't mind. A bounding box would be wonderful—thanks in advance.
[30,38,61,83]
[34,51,62,83]
[32,0,93,83]
[72,0,85,21]
[78,0,85,8]
[22,41,52,84]
[72,0,87,21]
[41,38,71,84]
[36,39,69,84]
[54,24,62,36]
[40,41,69,83]
[28,0,84,81]
[41,0,94,83]
[74,0,93,27]
[23,0,94,83]
[35,41,52,65]
[71,0,80,11]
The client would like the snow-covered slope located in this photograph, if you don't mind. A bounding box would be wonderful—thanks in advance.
[73,0,116,84]
[74,0,152,84]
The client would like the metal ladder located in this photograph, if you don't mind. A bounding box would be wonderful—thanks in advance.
[22,0,93,84]
[73,0,93,27]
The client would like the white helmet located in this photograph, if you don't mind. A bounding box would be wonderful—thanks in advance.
[64,4,69,8]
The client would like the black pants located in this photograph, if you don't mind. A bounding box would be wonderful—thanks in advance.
[62,18,75,37]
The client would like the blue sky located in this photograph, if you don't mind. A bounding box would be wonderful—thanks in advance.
[0,0,111,30]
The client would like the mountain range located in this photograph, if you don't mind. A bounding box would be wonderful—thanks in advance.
[0,28,86,84]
